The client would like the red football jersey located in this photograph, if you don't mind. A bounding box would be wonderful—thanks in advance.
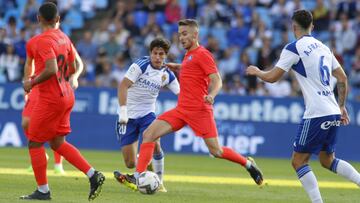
[26,28,75,97]
[178,46,218,110]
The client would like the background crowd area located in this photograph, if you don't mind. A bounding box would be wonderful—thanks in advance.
[0,0,360,100]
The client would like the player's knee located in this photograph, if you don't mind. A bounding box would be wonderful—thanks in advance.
[319,159,332,169]
[143,128,155,142]
[210,149,222,158]
[291,159,302,170]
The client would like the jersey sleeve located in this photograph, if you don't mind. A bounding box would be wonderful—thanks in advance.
[166,70,180,94]
[124,63,142,83]
[275,48,300,72]
[331,54,341,70]
[198,50,218,75]
[37,38,56,61]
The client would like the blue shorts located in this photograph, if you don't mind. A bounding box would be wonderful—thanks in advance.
[115,112,156,147]
[293,114,341,154]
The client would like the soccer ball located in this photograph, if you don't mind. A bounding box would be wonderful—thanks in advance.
[137,171,160,194]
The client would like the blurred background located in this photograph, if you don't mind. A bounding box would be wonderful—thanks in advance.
[0,0,359,100]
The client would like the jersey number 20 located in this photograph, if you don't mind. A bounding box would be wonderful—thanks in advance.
[319,56,330,86]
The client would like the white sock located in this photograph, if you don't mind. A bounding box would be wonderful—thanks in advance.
[86,167,95,178]
[245,160,252,169]
[54,164,63,170]
[331,159,360,186]
[38,184,49,193]
[153,151,164,184]
[296,165,323,203]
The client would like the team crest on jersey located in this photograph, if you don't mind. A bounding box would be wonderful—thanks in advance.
[161,74,167,82]
[188,55,193,61]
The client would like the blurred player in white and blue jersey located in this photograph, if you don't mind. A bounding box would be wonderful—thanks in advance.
[113,38,179,193]
[247,10,360,203]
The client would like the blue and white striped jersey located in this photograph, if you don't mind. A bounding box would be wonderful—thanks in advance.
[275,35,341,119]
[119,56,180,119]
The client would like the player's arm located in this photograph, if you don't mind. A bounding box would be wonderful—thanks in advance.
[23,57,34,81]
[69,47,84,89]
[23,57,34,100]
[23,58,57,92]
[165,62,181,72]
[205,72,222,104]
[246,65,286,83]
[117,63,141,123]
[167,78,180,95]
[117,77,133,124]
[23,39,57,92]
[332,65,350,125]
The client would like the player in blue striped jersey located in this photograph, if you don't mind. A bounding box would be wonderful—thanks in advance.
[114,38,179,193]
[247,10,360,203]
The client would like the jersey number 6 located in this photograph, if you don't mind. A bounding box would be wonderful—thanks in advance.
[319,55,330,86]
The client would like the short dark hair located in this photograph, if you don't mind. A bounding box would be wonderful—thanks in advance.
[178,19,199,29]
[38,2,58,22]
[45,0,58,6]
[292,10,313,29]
[149,38,171,54]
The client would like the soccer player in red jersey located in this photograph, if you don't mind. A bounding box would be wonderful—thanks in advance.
[135,19,264,186]
[20,2,104,200]
[22,41,82,175]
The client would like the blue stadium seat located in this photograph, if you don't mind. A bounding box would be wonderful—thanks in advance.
[95,0,108,9]
[210,26,228,49]
[63,8,84,30]
[155,12,166,26]
[134,11,148,28]
[255,7,273,29]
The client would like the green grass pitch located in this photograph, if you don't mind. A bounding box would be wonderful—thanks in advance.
[0,147,359,203]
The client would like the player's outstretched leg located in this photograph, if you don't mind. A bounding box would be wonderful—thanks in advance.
[89,171,105,200]
[53,141,105,200]
[114,171,138,191]
[319,152,360,187]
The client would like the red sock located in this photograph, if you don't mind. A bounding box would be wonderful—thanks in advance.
[53,151,62,164]
[55,142,91,174]
[29,147,48,186]
[136,142,155,173]
[221,147,247,166]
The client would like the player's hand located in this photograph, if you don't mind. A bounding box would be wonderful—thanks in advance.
[165,63,180,72]
[23,79,32,93]
[69,76,79,90]
[246,65,260,76]
[340,106,350,125]
[204,95,214,105]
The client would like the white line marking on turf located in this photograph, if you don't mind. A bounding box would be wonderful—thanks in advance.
[0,167,357,189]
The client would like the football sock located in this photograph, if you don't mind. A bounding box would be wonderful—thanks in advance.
[330,158,360,186]
[55,142,91,175]
[220,147,247,167]
[153,150,164,183]
[296,164,323,203]
[29,147,48,186]
[136,142,155,174]
[53,151,62,165]
[86,168,96,178]
[38,184,49,193]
